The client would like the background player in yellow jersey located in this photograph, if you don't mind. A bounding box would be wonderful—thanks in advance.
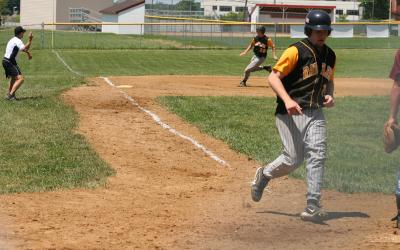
[250,10,336,223]
[239,26,278,87]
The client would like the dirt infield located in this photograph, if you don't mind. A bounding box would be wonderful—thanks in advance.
[0,76,398,249]
[107,75,392,97]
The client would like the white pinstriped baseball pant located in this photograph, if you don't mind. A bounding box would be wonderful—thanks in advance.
[263,108,327,203]
[243,55,265,81]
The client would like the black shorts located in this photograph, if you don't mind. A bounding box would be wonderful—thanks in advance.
[2,58,21,78]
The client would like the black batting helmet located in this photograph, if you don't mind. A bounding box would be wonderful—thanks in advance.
[256,26,266,34]
[304,10,332,37]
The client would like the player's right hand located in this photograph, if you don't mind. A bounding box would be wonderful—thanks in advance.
[29,32,33,40]
[240,52,246,56]
[285,99,303,115]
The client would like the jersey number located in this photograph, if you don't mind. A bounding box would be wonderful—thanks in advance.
[259,48,267,53]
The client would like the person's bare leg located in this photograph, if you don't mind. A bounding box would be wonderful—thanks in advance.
[8,77,16,95]
[9,75,24,96]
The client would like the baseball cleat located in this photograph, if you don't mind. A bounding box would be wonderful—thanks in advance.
[300,203,328,222]
[263,65,272,73]
[391,213,400,228]
[5,93,17,101]
[251,167,270,202]
[239,80,247,87]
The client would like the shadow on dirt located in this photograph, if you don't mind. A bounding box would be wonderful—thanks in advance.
[258,210,370,225]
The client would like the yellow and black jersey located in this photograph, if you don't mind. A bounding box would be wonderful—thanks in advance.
[273,38,336,115]
[252,35,275,58]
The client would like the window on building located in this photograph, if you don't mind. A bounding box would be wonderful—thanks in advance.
[346,9,359,16]
[212,6,217,11]
[219,6,232,12]
[336,9,343,15]
[235,7,246,13]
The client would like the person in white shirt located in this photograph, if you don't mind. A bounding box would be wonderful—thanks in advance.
[2,26,33,101]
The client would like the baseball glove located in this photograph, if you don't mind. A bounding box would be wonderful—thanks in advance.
[384,122,400,153]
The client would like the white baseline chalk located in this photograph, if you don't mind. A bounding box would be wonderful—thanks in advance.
[53,50,229,167]
[53,50,83,76]
[101,77,230,167]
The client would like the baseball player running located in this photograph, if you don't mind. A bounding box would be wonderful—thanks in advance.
[239,26,278,87]
[2,26,33,101]
[250,10,336,222]
[386,49,400,228]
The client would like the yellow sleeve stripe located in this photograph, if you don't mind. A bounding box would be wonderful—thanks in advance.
[273,46,299,76]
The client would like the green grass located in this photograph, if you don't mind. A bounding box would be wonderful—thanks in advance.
[0,30,397,194]
[44,33,400,50]
[158,96,398,194]
[0,50,113,194]
[57,48,396,78]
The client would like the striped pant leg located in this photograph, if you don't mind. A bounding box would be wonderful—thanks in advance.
[303,109,327,203]
[243,56,265,81]
[263,113,305,179]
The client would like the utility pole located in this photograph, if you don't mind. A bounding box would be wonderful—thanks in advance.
[244,0,248,21]
[372,0,375,20]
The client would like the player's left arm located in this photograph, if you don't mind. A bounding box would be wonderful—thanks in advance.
[387,50,400,125]
[268,38,278,60]
[324,55,336,108]
[388,80,400,125]
[21,32,33,60]
[22,32,33,52]
[323,80,335,108]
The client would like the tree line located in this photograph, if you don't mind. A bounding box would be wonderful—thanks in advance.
[0,0,19,15]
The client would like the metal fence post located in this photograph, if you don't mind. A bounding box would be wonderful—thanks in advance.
[274,23,277,49]
[94,24,97,49]
[210,24,213,42]
[41,22,45,49]
[51,23,55,50]
[139,24,143,49]
[184,24,187,49]
[220,23,222,42]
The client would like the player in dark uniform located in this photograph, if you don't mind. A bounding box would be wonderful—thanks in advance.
[239,26,278,87]
[250,10,336,222]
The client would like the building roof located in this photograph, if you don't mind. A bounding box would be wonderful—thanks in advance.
[100,0,145,15]
[256,4,336,10]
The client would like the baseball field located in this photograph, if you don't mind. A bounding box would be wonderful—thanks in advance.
[0,31,400,249]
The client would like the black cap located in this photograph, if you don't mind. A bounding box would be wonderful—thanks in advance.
[14,26,26,36]
[256,26,266,33]
[305,10,332,31]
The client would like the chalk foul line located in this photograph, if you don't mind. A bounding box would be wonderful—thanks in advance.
[53,50,83,77]
[53,50,229,167]
[101,77,230,167]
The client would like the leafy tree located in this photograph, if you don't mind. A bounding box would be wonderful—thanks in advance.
[338,14,349,22]
[219,11,245,21]
[360,0,389,20]
[175,0,201,12]
[0,0,6,15]
[0,0,19,15]
[6,0,20,13]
